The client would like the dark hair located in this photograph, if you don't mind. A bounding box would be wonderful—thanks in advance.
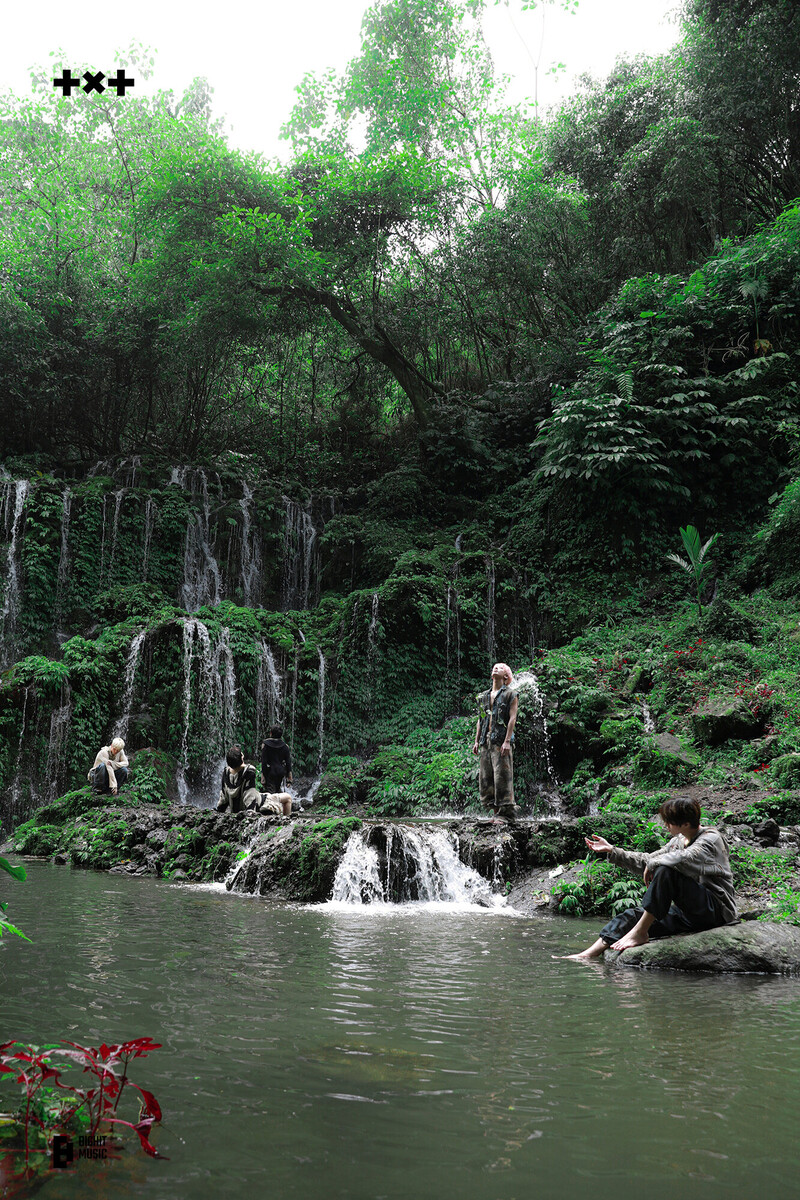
[226,745,244,769]
[270,725,283,739]
[658,796,701,829]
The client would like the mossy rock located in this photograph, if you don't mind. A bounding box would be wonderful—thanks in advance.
[13,822,63,856]
[313,773,352,810]
[690,696,767,746]
[32,787,131,826]
[634,733,699,784]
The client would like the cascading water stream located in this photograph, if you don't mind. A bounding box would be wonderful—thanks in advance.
[255,640,283,746]
[281,498,319,610]
[1,480,30,656]
[172,467,223,611]
[44,686,73,802]
[107,489,125,576]
[485,555,496,661]
[509,670,558,785]
[316,647,325,773]
[114,629,147,740]
[330,825,507,908]
[54,486,72,626]
[177,618,238,804]
[141,498,155,581]
[239,482,262,607]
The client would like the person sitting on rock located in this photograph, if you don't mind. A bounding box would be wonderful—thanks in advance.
[561,796,736,961]
[217,746,260,814]
[260,725,293,794]
[88,737,129,796]
[257,791,293,817]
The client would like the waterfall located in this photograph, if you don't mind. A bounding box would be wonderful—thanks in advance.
[368,593,380,659]
[281,497,318,611]
[7,686,31,817]
[641,701,655,733]
[239,482,262,607]
[316,647,325,773]
[255,640,282,744]
[113,629,147,740]
[141,498,155,581]
[172,468,223,611]
[54,486,72,625]
[107,489,125,576]
[44,687,73,802]
[485,555,496,661]
[177,618,238,804]
[330,825,507,908]
[1,479,30,656]
[510,670,557,783]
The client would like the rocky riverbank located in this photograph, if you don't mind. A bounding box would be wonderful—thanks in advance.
[4,786,799,921]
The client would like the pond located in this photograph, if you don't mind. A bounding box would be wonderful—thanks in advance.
[2,861,799,1199]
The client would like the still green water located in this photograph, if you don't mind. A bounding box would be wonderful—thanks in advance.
[2,861,799,1200]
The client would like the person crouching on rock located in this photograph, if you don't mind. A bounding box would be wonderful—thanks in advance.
[472,662,522,822]
[561,796,736,961]
[217,745,260,814]
[88,737,129,796]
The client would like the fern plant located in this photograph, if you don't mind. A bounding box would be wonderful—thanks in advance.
[666,525,719,618]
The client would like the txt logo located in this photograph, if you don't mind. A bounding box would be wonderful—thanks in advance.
[53,70,135,96]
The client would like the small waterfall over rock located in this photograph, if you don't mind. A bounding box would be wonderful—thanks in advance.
[368,592,380,656]
[114,629,147,740]
[239,482,263,607]
[281,497,319,610]
[107,488,125,577]
[54,486,72,626]
[316,647,326,772]
[510,670,558,784]
[255,639,283,745]
[1,479,30,659]
[177,618,238,803]
[330,825,507,908]
[44,685,73,802]
[141,497,155,581]
[171,467,223,611]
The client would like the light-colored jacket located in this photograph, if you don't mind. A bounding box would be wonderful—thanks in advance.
[608,827,736,924]
[88,745,129,788]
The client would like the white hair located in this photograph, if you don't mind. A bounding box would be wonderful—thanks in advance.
[110,737,125,751]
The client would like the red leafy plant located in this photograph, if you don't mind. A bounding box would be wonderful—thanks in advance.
[0,1036,166,1190]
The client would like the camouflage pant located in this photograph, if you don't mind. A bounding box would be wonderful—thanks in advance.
[479,746,515,816]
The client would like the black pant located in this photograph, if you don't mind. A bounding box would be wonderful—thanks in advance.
[263,769,285,794]
[600,866,722,944]
[91,763,129,794]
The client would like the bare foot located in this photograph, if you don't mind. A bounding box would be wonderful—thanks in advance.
[553,950,605,962]
[611,931,650,951]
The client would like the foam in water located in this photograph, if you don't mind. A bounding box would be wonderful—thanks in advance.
[329,825,509,910]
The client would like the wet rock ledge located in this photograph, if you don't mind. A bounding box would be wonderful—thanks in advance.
[4,787,645,904]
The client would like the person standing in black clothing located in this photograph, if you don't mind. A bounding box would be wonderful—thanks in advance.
[260,725,293,794]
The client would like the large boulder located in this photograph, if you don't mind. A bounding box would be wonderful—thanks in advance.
[690,695,766,745]
[608,922,800,975]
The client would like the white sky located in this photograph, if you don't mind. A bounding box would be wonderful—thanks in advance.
[2,0,682,161]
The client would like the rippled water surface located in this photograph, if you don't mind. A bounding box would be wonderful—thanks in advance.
[2,862,800,1199]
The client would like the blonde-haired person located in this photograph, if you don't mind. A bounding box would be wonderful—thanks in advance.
[88,737,129,796]
[472,662,521,822]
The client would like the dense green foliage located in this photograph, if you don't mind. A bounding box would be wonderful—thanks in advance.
[1,0,800,937]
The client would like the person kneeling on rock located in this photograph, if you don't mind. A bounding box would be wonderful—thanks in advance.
[561,796,736,962]
[88,737,129,796]
[217,746,260,814]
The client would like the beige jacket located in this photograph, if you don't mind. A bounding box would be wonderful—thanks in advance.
[608,826,736,924]
[88,745,129,789]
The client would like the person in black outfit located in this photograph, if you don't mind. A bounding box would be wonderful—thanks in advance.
[260,725,293,794]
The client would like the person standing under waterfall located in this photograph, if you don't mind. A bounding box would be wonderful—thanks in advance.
[260,726,293,795]
[472,663,522,822]
[217,746,261,813]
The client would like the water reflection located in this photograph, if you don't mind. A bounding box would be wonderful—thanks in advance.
[2,866,799,1200]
